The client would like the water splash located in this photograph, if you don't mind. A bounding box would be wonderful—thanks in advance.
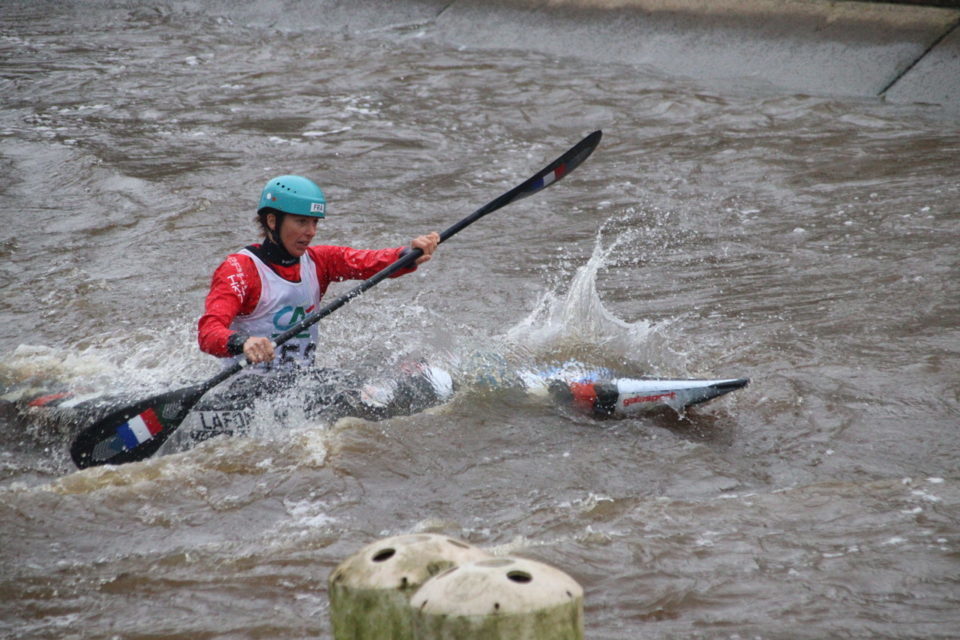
[0,318,212,398]
[505,222,673,373]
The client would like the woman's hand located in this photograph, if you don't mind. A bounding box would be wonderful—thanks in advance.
[243,336,275,364]
[410,232,440,265]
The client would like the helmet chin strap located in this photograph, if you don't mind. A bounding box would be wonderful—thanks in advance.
[260,212,299,266]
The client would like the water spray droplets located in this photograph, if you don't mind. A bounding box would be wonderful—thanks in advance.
[507,223,658,368]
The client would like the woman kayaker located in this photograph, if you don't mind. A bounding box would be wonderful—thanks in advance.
[198,174,439,368]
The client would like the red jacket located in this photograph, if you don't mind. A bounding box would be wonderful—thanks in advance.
[198,244,413,357]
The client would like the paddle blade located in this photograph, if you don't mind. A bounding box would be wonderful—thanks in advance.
[438,130,603,243]
[69,384,205,469]
[514,129,602,201]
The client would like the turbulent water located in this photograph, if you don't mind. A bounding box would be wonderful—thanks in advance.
[1,2,959,639]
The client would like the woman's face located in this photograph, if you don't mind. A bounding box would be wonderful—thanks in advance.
[269,213,319,257]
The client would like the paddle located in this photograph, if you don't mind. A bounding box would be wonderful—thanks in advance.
[69,130,603,469]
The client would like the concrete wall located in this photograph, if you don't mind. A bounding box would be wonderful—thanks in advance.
[34,0,959,113]
[423,0,960,112]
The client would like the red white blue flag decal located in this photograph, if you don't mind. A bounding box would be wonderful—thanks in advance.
[533,163,568,190]
[116,409,164,449]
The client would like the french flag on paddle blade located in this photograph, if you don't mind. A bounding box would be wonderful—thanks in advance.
[533,163,567,190]
[116,409,163,450]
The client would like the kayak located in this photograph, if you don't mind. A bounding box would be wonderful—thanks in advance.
[2,361,748,452]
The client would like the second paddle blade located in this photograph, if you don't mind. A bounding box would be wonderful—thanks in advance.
[69,384,206,469]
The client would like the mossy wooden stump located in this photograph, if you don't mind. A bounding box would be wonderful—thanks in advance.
[410,556,584,640]
[328,534,490,640]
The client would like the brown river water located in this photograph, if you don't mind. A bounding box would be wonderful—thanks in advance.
[1,2,958,639]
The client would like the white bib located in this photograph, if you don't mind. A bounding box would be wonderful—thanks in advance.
[228,248,321,368]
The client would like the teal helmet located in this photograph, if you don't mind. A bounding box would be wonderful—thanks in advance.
[257,175,326,218]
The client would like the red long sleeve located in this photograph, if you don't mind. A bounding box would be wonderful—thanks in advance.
[197,244,414,358]
[198,253,261,357]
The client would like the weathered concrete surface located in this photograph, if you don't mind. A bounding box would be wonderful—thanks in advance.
[883,18,960,106]
[428,0,960,110]
[34,0,959,112]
